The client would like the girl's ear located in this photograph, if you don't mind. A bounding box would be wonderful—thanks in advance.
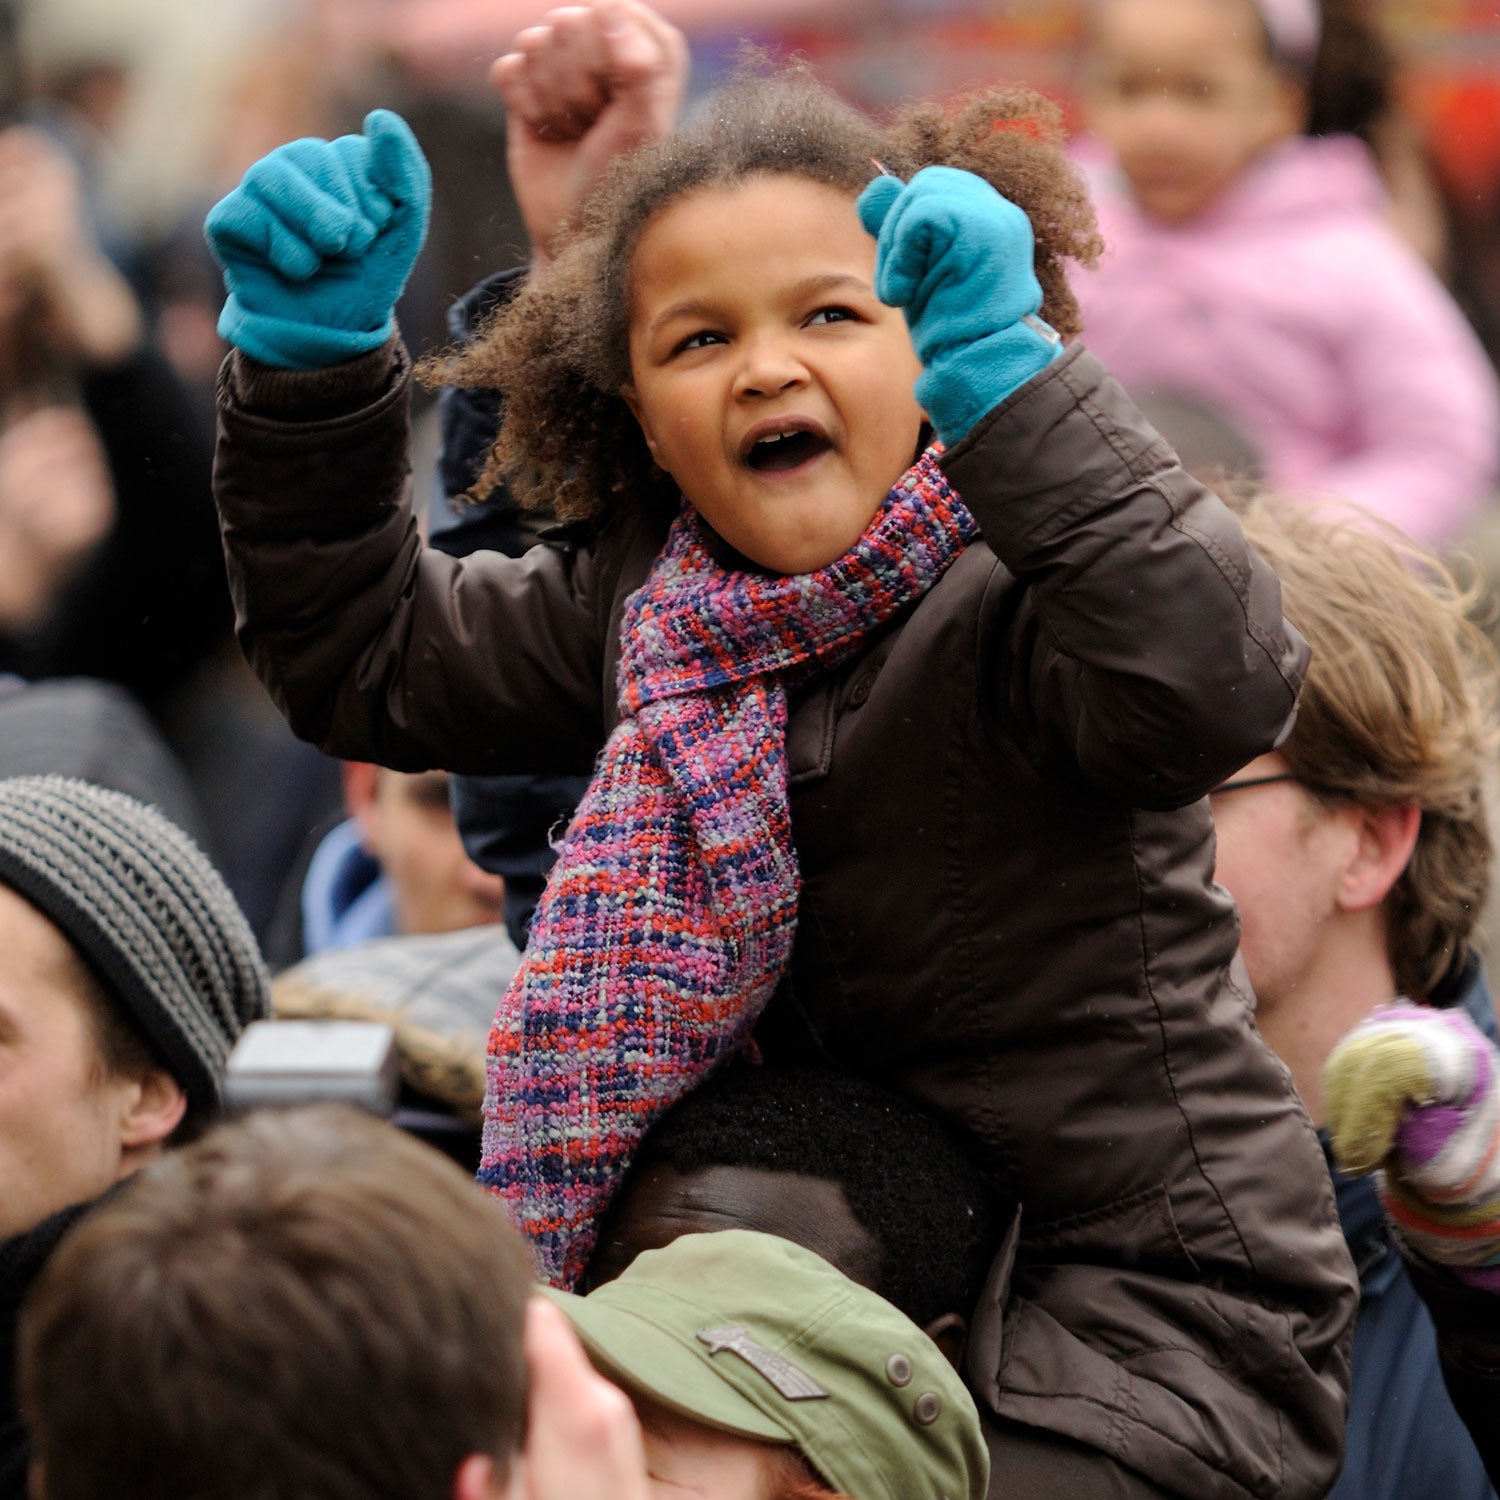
[619,383,660,463]
[1264,71,1309,145]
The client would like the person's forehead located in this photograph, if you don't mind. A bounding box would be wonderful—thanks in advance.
[629,178,870,308]
[628,1159,853,1216]
[378,768,450,805]
[0,881,102,1032]
[599,1161,883,1286]
[1089,0,1267,65]
[0,880,84,975]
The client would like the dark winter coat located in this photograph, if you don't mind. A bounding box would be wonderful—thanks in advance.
[0,1195,110,1500]
[213,337,1357,1500]
[1404,1253,1500,1489]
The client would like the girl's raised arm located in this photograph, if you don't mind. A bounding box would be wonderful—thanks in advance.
[214,334,641,777]
[206,113,647,774]
[862,166,1308,805]
[204,108,429,373]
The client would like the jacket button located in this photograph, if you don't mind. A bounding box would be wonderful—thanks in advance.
[913,1392,942,1425]
[848,672,875,707]
[886,1353,912,1386]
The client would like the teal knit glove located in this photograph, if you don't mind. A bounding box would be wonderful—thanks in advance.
[204,109,431,370]
[857,166,1061,445]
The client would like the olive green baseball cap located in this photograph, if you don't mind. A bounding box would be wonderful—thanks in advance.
[542,1229,988,1500]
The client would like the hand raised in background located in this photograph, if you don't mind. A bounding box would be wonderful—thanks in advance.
[1325,1002,1500,1285]
[491,0,687,272]
[0,126,143,365]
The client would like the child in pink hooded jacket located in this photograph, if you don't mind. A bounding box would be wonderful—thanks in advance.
[1073,0,1499,547]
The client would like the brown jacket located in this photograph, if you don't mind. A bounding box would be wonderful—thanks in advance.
[215,340,1356,1499]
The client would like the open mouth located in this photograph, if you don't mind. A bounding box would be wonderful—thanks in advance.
[743,426,832,473]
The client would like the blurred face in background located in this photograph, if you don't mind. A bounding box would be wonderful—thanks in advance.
[1080,0,1306,224]
[347,767,507,938]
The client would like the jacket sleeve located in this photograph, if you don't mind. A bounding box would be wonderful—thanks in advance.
[213,339,615,775]
[942,345,1308,808]
[1301,228,1500,548]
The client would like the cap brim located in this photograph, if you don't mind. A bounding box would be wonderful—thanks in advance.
[541,1286,796,1446]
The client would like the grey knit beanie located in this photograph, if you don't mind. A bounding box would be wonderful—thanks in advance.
[0,775,270,1112]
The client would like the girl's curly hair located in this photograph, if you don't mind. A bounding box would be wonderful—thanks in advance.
[421,65,1102,525]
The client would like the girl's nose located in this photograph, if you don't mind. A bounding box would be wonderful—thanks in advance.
[1128,92,1193,145]
[733,335,810,399]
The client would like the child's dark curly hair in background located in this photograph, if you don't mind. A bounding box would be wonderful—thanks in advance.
[422,66,1102,524]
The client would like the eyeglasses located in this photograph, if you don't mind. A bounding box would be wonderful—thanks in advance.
[1210,773,1300,796]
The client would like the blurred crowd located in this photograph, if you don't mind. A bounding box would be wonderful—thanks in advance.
[2,0,1500,1497]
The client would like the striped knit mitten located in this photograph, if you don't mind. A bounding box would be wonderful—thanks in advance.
[1324,1002,1500,1289]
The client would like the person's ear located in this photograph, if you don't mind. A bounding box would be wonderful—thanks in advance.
[343,761,382,846]
[1334,803,1421,914]
[452,1453,520,1500]
[118,1067,187,1154]
[921,1312,968,1371]
[620,384,661,465]
[1263,72,1309,144]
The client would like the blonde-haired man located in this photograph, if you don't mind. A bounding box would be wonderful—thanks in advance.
[1213,491,1498,1500]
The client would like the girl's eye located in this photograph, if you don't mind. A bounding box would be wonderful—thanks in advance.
[1110,73,1154,101]
[807,306,858,327]
[674,330,725,354]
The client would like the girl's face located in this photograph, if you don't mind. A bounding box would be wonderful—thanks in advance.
[622,175,925,576]
[1080,0,1305,224]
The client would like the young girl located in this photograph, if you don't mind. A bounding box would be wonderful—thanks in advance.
[206,53,1353,1500]
[1073,0,1499,548]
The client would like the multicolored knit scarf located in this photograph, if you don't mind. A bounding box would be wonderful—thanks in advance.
[479,449,975,1286]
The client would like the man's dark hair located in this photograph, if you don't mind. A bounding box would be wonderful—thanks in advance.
[18,1105,534,1500]
[614,1064,1001,1329]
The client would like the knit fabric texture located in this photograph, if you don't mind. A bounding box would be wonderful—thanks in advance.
[1325,1001,1500,1290]
[0,775,270,1111]
[479,451,976,1285]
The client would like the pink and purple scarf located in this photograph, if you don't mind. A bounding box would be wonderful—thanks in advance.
[479,449,975,1286]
